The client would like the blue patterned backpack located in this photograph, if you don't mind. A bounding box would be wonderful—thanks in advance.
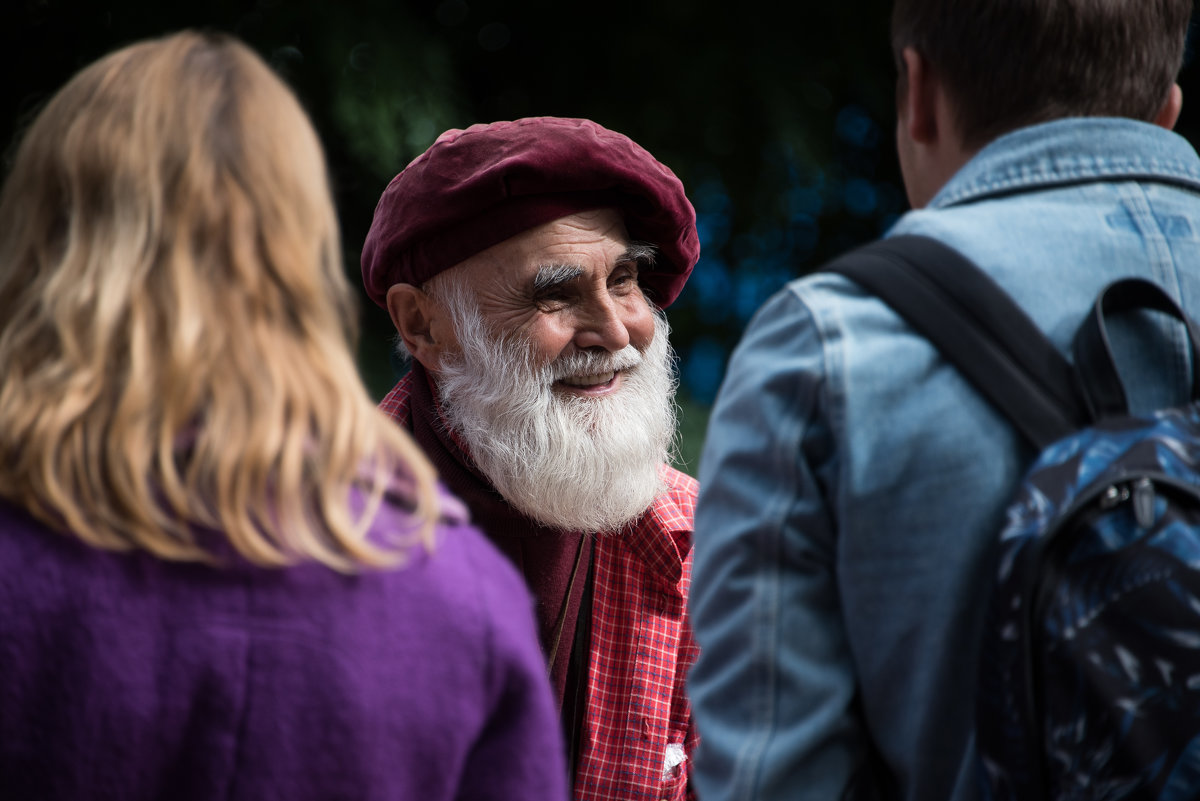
[829,235,1200,801]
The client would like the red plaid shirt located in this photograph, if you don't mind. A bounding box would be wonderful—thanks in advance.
[381,374,699,801]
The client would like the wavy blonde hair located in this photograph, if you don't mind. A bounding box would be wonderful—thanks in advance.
[0,31,439,570]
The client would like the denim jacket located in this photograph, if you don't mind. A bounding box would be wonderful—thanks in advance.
[689,118,1200,801]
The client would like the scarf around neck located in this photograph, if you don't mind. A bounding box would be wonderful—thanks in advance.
[400,364,592,705]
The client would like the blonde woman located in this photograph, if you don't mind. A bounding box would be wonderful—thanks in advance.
[0,31,566,801]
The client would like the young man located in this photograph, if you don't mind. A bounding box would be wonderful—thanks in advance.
[361,117,701,801]
[689,2,1197,799]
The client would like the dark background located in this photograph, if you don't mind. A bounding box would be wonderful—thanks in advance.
[3,1,1198,470]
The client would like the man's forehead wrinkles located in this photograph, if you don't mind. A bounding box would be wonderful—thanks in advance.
[532,263,585,292]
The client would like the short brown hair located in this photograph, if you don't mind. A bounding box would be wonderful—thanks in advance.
[892,0,1193,148]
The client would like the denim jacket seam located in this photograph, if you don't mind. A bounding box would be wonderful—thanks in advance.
[789,278,855,529]
[722,284,844,799]
[940,162,1200,206]
[1113,183,1194,401]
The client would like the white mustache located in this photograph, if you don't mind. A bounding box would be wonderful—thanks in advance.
[550,345,642,383]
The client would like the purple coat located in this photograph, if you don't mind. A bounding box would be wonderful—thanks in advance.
[0,489,567,801]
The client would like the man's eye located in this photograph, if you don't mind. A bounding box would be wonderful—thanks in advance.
[612,265,639,285]
[611,269,641,292]
[534,291,570,310]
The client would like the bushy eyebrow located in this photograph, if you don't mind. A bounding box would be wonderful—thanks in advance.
[532,264,585,294]
[619,241,658,267]
[531,242,659,294]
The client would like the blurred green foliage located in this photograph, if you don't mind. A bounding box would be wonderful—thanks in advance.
[3,0,1199,474]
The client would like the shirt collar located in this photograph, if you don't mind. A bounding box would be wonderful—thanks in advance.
[930,117,1200,209]
[619,465,693,593]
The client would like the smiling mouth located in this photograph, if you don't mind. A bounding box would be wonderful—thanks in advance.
[559,370,618,388]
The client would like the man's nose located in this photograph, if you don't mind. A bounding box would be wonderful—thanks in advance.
[573,294,632,352]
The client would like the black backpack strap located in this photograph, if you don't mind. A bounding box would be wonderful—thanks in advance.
[823,235,1090,450]
[1074,277,1200,418]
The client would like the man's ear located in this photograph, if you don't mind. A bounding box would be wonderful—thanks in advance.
[1155,83,1183,131]
[900,47,939,145]
[386,283,454,373]
[896,45,975,209]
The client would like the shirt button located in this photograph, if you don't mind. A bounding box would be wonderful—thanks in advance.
[641,717,652,739]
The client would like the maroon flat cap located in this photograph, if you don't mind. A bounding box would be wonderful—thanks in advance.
[360,117,699,309]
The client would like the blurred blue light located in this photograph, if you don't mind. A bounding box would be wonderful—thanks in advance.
[693,178,732,213]
[684,256,735,323]
[788,186,823,217]
[843,178,878,217]
[683,338,729,404]
[735,270,776,322]
[835,105,880,149]
[696,211,731,251]
[791,213,820,256]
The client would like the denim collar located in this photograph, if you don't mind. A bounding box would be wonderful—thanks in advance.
[931,117,1200,209]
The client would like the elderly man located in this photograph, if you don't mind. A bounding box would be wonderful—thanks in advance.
[360,116,700,801]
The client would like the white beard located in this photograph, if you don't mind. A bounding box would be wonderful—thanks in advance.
[431,303,678,534]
